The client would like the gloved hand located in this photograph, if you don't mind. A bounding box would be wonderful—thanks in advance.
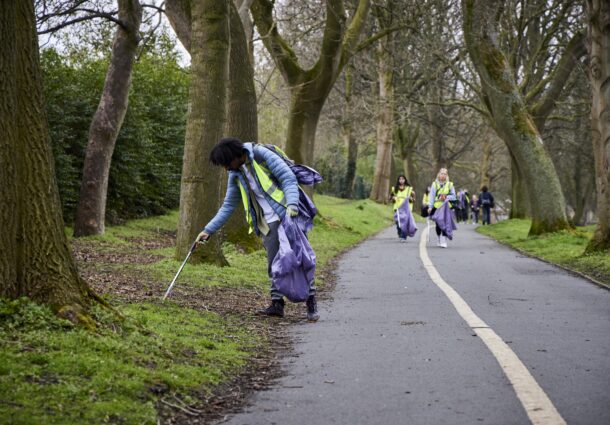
[287,205,299,217]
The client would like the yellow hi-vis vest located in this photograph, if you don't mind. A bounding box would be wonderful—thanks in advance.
[433,180,454,209]
[391,186,413,211]
[423,193,430,207]
[236,160,287,234]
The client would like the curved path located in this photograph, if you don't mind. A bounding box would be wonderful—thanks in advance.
[219,225,610,425]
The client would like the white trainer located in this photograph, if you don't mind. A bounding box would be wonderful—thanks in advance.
[440,235,447,248]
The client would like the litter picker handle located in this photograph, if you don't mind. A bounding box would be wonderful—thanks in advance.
[162,239,203,301]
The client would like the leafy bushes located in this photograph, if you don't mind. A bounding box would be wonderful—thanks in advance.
[41,48,189,224]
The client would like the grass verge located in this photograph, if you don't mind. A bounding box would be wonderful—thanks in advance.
[1,195,393,424]
[477,219,610,287]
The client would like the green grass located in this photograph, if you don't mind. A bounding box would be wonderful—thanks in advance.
[0,298,257,424]
[1,195,394,424]
[133,195,394,292]
[477,219,610,286]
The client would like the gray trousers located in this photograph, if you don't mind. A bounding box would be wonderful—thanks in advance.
[263,221,316,301]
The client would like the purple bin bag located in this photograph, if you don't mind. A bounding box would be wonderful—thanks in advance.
[271,215,316,303]
[394,199,418,237]
[431,201,458,240]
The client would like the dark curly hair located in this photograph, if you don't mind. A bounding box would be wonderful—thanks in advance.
[209,137,245,166]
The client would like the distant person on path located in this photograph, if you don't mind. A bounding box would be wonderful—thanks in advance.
[428,168,457,248]
[470,194,480,224]
[457,189,470,223]
[389,174,415,242]
[421,187,430,218]
[197,138,319,321]
[478,186,495,225]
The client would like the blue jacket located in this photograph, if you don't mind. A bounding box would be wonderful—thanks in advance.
[204,143,300,236]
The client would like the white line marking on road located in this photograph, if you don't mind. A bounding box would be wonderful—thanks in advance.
[419,226,566,425]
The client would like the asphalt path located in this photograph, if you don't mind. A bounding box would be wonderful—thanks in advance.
[219,224,610,425]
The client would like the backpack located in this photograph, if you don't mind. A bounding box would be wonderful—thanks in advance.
[480,192,493,206]
[259,144,323,186]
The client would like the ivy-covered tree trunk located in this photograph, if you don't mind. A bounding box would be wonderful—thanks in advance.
[585,0,610,252]
[463,0,569,235]
[176,0,230,265]
[370,2,395,203]
[0,0,95,314]
[73,0,142,236]
[251,0,371,166]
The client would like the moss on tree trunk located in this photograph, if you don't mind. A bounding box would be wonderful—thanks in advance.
[224,1,261,252]
[463,0,570,236]
[251,0,371,167]
[0,0,97,317]
[585,0,610,252]
[509,154,530,219]
[176,0,230,265]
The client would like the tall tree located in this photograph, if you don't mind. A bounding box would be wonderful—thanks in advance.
[370,0,396,202]
[223,0,262,251]
[166,0,261,253]
[251,0,371,166]
[462,0,572,235]
[0,0,95,314]
[585,0,610,251]
[395,120,420,206]
[341,63,359,199]
[73,0,143,236]
[175,0,231,264]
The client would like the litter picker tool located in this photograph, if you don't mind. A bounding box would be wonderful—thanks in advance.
[162,238,205,301]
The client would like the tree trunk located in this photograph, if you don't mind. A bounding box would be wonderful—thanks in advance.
[166,0,261,254]
[224,0,261,252]
[251,0,371,166]
[73,0,142,236]
[176,0,230,265]
[463,0,569,235]
[509,154,530,219]
[429,81,446,172]
[479,136,492,189]
[586,0,610,252]
[341,66,358,199]
[404,156,418,209]
[1,0,95,314]
[236,0,255,64]
[572,141,585,225]
[165,0,192,50]
[370,20,395,203]
[284,85,327,166]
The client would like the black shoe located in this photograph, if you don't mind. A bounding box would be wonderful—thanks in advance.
[306,295,320,322]
[258,299,285,317]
